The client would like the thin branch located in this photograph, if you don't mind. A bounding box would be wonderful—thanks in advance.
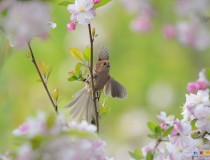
[88,23,99,133]
[152,138,162,160]
[27,42,58,114]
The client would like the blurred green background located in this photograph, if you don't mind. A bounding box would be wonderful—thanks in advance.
[0,0,210,159]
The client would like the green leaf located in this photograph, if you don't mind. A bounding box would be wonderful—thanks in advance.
[99,102,111,117]
[58,1,74,6]
[147,134,158,139]
[191,119,197,130]
[128,149,143,160]
[84,46,91,62]
[154,126,162,135]
[95,0,112,8]
[69,48,86,62]
[52,88,60,103]
[31,136,46,150]
[163,126,174,137]
[147,121,156,132]
[68,76,79,81]
[146,152,153,160]
[74,63,83,78]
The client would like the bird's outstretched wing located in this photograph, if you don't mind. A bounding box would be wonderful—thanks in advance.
[104,77,127,99]
[98,47,109,61]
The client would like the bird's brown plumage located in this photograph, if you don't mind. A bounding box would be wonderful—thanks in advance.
[65,47,127,123]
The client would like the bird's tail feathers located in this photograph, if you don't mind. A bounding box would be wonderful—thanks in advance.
[65,88,97,123]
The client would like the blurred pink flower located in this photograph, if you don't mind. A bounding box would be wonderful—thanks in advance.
[141,142,154,157]
[93,0,101,4]
[176,20,210,50]
[67,0,96,25]
[176,0,209,16]
[67,22,76,32]
[2,1,55,48]
[13,112,47,138]
[68,120,97,133]
[131,16,151,32]
[12,112,113,160]
[163,24,176,39]
[187,69,209,93]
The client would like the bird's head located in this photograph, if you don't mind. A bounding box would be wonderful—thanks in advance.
[94,60,110,73]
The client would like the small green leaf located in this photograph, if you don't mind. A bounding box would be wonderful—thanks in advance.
[128,149,143,160]
[99,102,111,117]
[163,126,174,137]
[58,1,74,6]
[147,134,158,139]
[68,76,79,81]
[84,46,91,62]
[146,152,153,160]
[191,119,197,130]
[74,63,83,78]
[69,48,85,62]
[95,0,112,8]
[52,88,60,103]
[154,126,162,135]
[147,121,156,132]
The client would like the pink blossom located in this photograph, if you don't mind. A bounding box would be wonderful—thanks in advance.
[176,0,209,16]
[67,22,76,32]
[163,24,176,39]
[157,112,174,126]
[93,0,100,4]
[2,1,55,48]
[196,81,208,90]
[131,16,151,33]
[187,82,199,93]
[141,143,155,157]
[176,19,210,51]
[194,106,210,132]
[182,90,210,121]
[170,120,193,147]
[67,0,96,25]
[13,112,112,160]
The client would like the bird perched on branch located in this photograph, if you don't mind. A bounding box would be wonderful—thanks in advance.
[65,47,127,123]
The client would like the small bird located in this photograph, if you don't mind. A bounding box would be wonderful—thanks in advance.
[65,47,127,123]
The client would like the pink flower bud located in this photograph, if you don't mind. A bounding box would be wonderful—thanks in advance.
[160,122,167,130]
[187,82,199,93]
[163,24,176,39]
[93,0,100,4]
[67,22,76,32]
[196,81,208,90]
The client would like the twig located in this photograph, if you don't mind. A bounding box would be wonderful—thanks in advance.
[27,42,58,114]
[88,23,99,133]
[151,138,162,160]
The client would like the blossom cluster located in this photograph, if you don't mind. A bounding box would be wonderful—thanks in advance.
[121,0,210,51]
[131,69,210,160]
[1,112,112,160]
[0,0,56,48]
[66,0,101,32]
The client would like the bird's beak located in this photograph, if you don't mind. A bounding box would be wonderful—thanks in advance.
[107,64,111,68]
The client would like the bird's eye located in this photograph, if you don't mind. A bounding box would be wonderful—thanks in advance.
[103,63,106,65]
